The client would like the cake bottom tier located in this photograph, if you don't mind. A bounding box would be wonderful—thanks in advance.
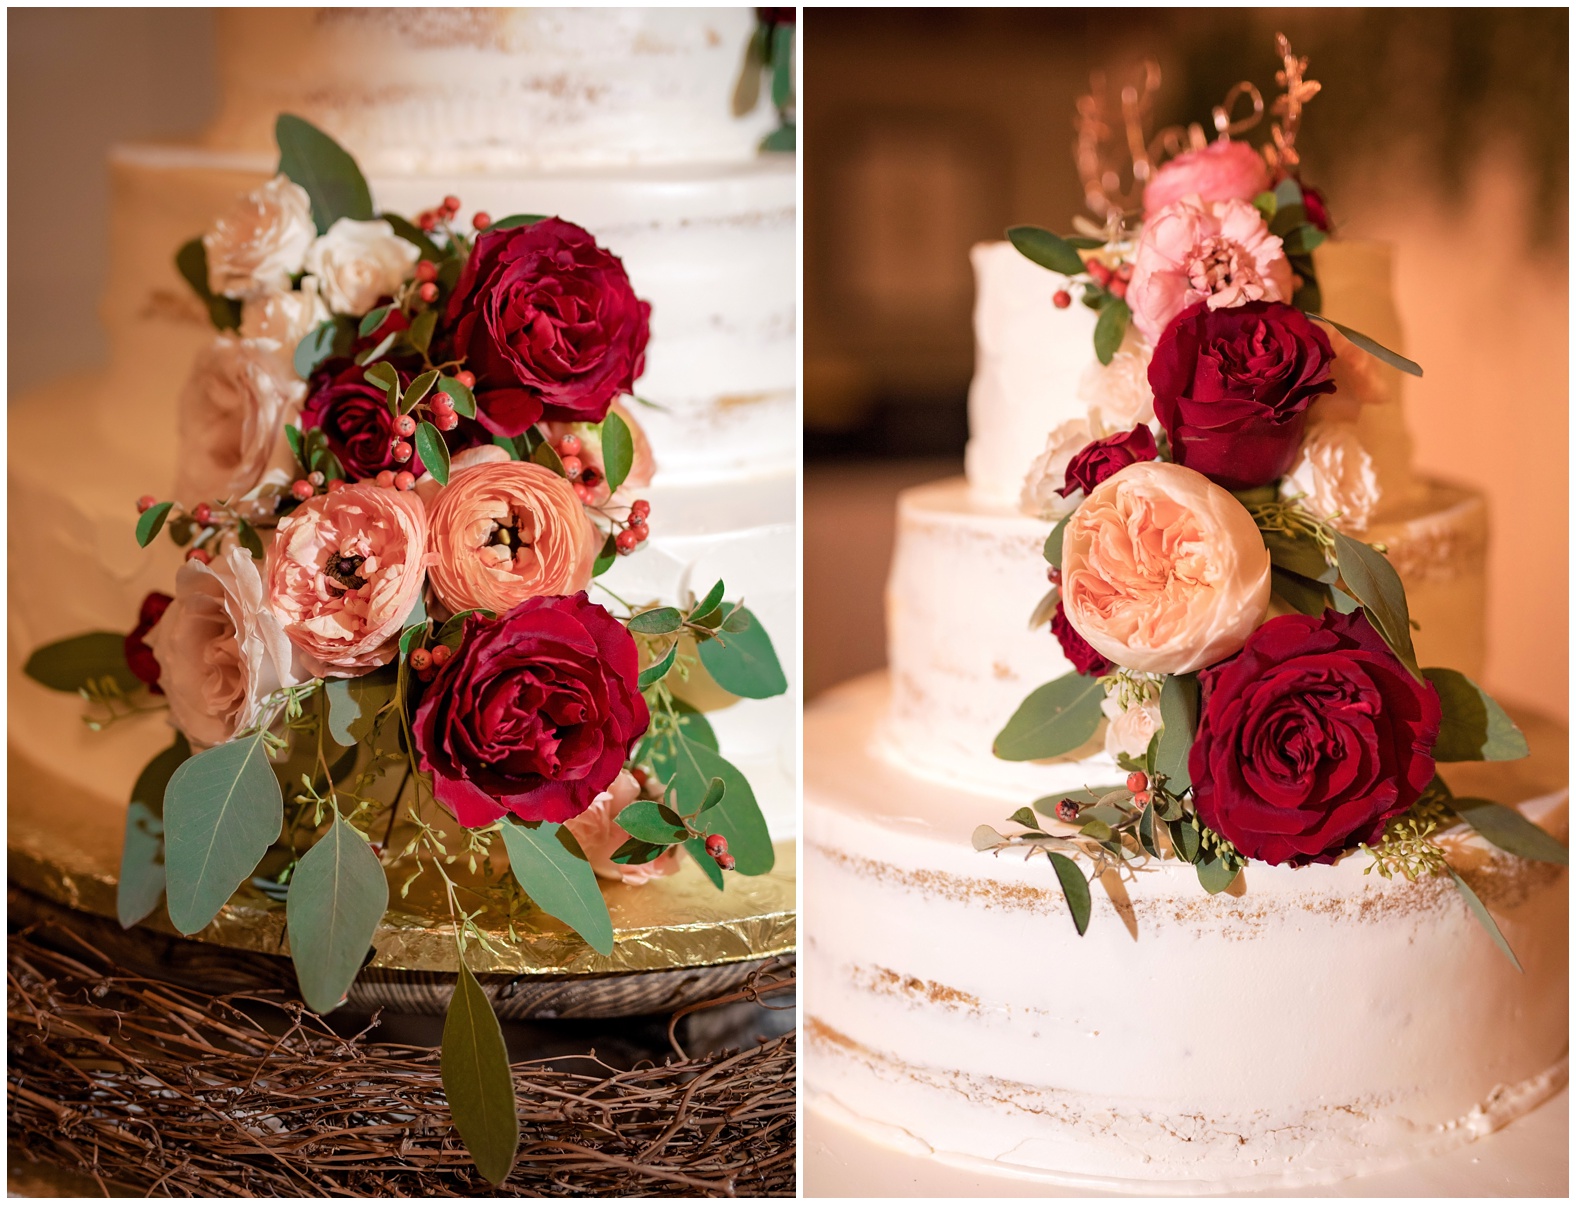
[804,673,1569,1194]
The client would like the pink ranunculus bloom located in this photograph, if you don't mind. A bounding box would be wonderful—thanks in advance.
[1126,196,1294,345]
[424,459,599,616]
[1142,140,1271,221]
[266,483,429,676]
[1061,460,1271,676]
[563,770,683,886]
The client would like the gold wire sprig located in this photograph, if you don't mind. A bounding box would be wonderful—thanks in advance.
[1265,32,1321,173]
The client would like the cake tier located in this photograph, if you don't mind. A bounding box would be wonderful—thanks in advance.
[204,7,778,172]
[805,673,1569,1193]
[885,476,1487,801]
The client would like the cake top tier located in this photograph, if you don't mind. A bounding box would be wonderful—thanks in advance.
[202,7,777,173]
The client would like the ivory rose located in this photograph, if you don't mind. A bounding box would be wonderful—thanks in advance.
[175,336,305,507]
[145,544,302,749]
[267,484,429,676]
[1126,196,1293,344]
[240,278,330,357]
[203,174,316,300]
[1078,331,1156,431]
[1281,420,1381,534]
[1020,417,1103,520]
[1101,692,1164,760]
[1061,460,1271,675]
[1142,140,1271,220]
[425,459,598,615]
[303,217,420,315]
[563,770,682,886]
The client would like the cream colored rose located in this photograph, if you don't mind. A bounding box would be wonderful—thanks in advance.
[563,771,682,887]
[1101,692,1164,760]
[203,174,316,301]
[145,544,302,749]
[1078,331,1156,432]
[175,336,305,507]
[1281,420,1381,534]
[240,278,330,360]
[1020,417,1105,520]
[304,218,420,316]
[1062,460,1271,675]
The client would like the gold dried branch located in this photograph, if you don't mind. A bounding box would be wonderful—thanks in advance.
[1265,31,1321,173]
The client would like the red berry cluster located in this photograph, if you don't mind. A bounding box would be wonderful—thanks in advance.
[416,195,462,234]
[408,642,453,683]
[1087,259,1134,300]
[704,831,736,873]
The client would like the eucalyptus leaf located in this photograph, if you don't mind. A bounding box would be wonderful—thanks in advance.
[117,735,190,929]
[1028,586,1061,630]
[1154,673,1197,793]
[638,642,678,690]
[324,669,397,746]
[1308,314,1423,378]
[136,501,174,548]
[1448,868,1522,972]
[650,738,773,876]
[414,421,451,485]
[1168,816,1202,864]
[287,812,388,1013]
[691,580,727,623]
[697,607,787,699]
[1138,803,1161,859]
[1270,566,1332,616]
[1093,298,1131,366]
[24,631,140,695]
[1044,513,1072,567]
[1331,531,1421,679]
[993,673,1104,762]
[1273,175,1303,210]
[1279,224,1326,255]
[1453,798,1567,865]
[1196,852,1239,895]
[1047,852,1092,936]
[174,238,242,330]
[628,607,683,636]
[1261,527,1336,582]
[634,700,717,763]
[276,114,374,233]
[770,22,793,108]
[1009,806,1039,830]
[294,319,348,379]
[1006,225,1086,277]
[615,800,688,846]
[1423,668,1530,762]
[442,961,521,1185]
[601,411,634,494]
[498,821,614,955]
[972,825,1005,852]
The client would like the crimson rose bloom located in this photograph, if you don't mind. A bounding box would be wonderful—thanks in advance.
[1149,300,1336,491]
[445,218,651,437]
[1051,601,1110,677]
[125,591,173,694]
[413,592,650,827]
[1058,425,1159,498]
[301,362,421,481]
[1190,609,1441,866]
[1300,184,1332,233]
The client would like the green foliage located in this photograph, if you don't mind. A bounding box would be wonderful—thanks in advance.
[287,812,389,1013]
[117,735,190,929]
[498,821,614,955]
[441,961,520,1185]
[1092,298,1131,365]
[697,607,787,699]
[294,318,352,379]
[1331,531,1421,679]
[174,238,242,330]
[415,421,450,485]
[275,114,374,234]
[615,800,688,846]
[1270,567,1332,616]
[1453,797,1567,865]
[136,501,175,548]
[645,734,773,877]
[993,673,1104,761]
[1006,225,1086,276]
[1448,868,1522,973]
[402,370,440,413]
[637,643,678,690]
[1308,313,1424,378]
[1043,512,1072,567]
[24,631,140,695]
[1155,674,1197,794]
[591,531,618,578]
[628,607,683,636]
[437,375,477,419]
[487,214,547,231]
[760,124,796,153]
[600,411,634,494]
[1047,852,1091,936]
[380,211,443,261]
[323,668,396,746]
[1423,668,1529,762]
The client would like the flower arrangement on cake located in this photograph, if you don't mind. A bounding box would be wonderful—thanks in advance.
[21,115,786,1185]
[974,36,1565,958]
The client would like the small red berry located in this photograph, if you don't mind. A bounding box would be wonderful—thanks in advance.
[1054,799,1080,823]
[629,498,651,521]
[394,414,417,438]
[431,643,452,668]
[1048,565,1063,585]
[307,471,326,487]
[408,647,433,672]
[434,410,459,432]
[1088,260,1112,286]
[327,478,348,493]
[185,547,211,565]
[634,524,650,543]
[715,853,736,872]
[418,281,439,303]
[394,471,416,492]
[1127,771,1148,793]
[417,210,438,233]
[580,466,602,488]
[1108,278,1128,300]
[560,454,583,480]
[391,440,413,464]
[1053,289,1072,309]
[415,260,438,283]
[471,211,491,231]
[429,398,455,422]
[1117,262,1134,282]
[1132,790,1152,806]
[443,195,461,214]
[573,482,593,503]
[376,470,396,488]
[615,529,639,554]
[192,503,213,524]
[290,479,315,500]
[136,494,157,513]
[705,833,728,857]
[556,434,582,458]
[455,370,476,389]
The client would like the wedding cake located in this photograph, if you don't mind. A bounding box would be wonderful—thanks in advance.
[806,40,1566,1193]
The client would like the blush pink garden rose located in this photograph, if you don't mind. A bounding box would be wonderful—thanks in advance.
[1061,460,1272,675]
[145,544,303,748]
[203,175,316,301]
[1126,196,1294,344]
[267,483,430,676]
[1142,140,1271,220]
[175,336,305,507]
[563,770,682,886]
[424,456,599,615]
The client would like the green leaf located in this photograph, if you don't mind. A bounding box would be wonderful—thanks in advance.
[531,439,566,477]
[497,821,614,955]
[358,304,393,338]
[1308,314,1423,378]
[1423,668,1530,762]
[275,113,374,234]
[117,735,190,929]
[1079,818,1113,841]
[1196,852,1239,895]
[174,238,242,330]
[1448,868,1522,972]
[235,517,266,561]
[1028,586,1061,630]
[655,739,773,876]
[627,607,683,636]
[1332,530,1421,679]
[363,361,400,411]
[638,642,678,690]
[1047,852,1091,936]
[1168,816,1202,864]
[1093,298,1131,366]
[162,731,283,935]
[437,609,490,649]
[691,579,726,624]
[591,531,618,579]
[615,800,688,846]
[487,214,547,231]
[1156,674,1198,794]
[760,124,796,153]
[610,836,668,866]
[685,837,727,889]
[1008,806,1039,830]
[1273,175,1303,210]
[437,375,478,419]
[1138,802,1161,859]
[1270,567,1332,616]
[696,607,787,699]
[324,668,397,746]
[1044,512,1072,566]
[733,24,766,115]
[356,330,398,368]
[1453,798,1567,865]
[415,421,451,486]
[993,673,1105,762]
[1252,190,1278,222]
[407,309,438,357]
[294,319,346,379]
[380,211,443,262]
[24,631,140,694]
[699,776,727,814]
[287,812,388,1014]
[770,22,793,108]
[1261,527,1336,583]
[1330,584,1360,614]
[601,411,634,494]
[1006,225,1086,277]
[442,960,521,1185]
[402,370,441,413]
[635,701,717,764]
[136,501,175,548]
[1280,224,1326,255]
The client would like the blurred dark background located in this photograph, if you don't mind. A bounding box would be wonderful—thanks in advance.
[804,8,1568,718]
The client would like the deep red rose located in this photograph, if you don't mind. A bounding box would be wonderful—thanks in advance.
[413,592,650,827]
[1300,184,1331,233]
[301,361,485,482]
[444,217,651,437]
[1149,300,1336,491]
[757,7,796,24]
[1058,425,1159,498]
[1051,600,1111,678]
[1190,609,1441,867]
[125,592,173,695]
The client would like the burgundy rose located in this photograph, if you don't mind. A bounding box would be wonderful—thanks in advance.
[444,217,651,437]
[413,592,650,827]
[1300,184,1331,233]
[1051,601,1111,678]
[1058,425,1159,498]
[301,362,420,481]
[1190,609,1441,866]
[125,591,173,694]
[1149,300,1336,491]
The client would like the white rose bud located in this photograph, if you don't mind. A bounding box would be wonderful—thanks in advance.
[240,277,330,361]
[1281,421,1381,534]
[1020,417,1104,521]
[1101,692,1164,760]
[304,218,420,316]
[175,336,305,508]
[203,174,316,300]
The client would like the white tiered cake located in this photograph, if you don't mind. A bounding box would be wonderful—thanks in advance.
[9,8,796,846]
[804,232,1567,1191]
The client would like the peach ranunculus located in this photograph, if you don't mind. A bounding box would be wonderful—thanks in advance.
[1126,196,1294,344]
[563,770,682,886]
[175,336,305,508]
[425,458,599,615]
[145,543,303,749]
[541,400,657,506]
[267,483,430,676]
[1061,460,1271,675]
[1142,140,1271,221]
[203,174,317,301]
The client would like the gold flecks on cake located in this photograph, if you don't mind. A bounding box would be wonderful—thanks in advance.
[852,964,982,1013]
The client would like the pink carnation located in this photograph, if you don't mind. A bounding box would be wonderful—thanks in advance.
[1143,140,1271,220]
[267,483,429,676]
[563,770,682,887]
[1126,196,1294,344]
